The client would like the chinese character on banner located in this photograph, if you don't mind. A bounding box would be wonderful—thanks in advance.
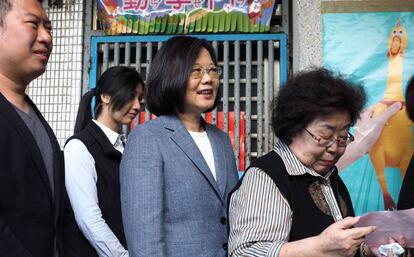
[165,0,192,10]
[123,0,148,11]
[150,0,162,9]
[192,0,204,8]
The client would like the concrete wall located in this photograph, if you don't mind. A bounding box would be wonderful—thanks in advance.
[292,0,323,72]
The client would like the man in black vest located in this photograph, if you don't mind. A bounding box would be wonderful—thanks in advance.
[0,0,77,256]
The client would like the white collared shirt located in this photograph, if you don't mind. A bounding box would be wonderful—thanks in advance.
[93,120,125,154]
[64,120,128,257]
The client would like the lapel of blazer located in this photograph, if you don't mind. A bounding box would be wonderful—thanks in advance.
[205,124,227,199]
[26,96,63,225]
[161,115,224,203]
[0,93,54,204]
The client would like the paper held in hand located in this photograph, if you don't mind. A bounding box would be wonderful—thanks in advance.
[354,208,414,248]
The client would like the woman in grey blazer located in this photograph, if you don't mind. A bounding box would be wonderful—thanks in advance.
[120,36,239,257]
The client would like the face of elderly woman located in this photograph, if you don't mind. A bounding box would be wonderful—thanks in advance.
[289,111,351,175]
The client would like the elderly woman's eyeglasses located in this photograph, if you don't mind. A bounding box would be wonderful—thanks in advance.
[190,66,222,79]
[304,128,354,147]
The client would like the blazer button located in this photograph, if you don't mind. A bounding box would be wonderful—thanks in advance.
[223,242,228,251]
[220,217,227,225]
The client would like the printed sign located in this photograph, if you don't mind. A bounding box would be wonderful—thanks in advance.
[97,0,275,34]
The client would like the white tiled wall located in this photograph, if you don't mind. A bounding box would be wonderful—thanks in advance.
[29,0,84,147]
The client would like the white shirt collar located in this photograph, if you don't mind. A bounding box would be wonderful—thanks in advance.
[92,119,121,148]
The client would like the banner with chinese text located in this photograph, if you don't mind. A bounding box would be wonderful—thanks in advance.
[97,0,276,34]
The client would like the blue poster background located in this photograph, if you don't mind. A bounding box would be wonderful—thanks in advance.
[323,12,414,215]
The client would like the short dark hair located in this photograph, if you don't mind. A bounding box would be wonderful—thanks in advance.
[0,0,43,27]
[271,68,366,145]
[0,0,12,27]
[145,36,220,116]
[405,74,414,122]
[74,66,145,133]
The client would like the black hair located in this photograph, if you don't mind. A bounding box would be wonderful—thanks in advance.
[145,36,220,116]
[405,74,414,122]
[0,0,11,27]
[271,67,366,145]
[0,0,43,27]
[74,66,145,133]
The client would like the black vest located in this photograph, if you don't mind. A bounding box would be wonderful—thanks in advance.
[230,150,356,242]
[67,121,127,256]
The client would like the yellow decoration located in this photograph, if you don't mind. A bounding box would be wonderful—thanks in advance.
[369,19,413,210]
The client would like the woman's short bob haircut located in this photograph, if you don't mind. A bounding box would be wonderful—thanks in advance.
[145,36,220,116]
[74,66,145,133]
[405,74,414,122]
[272,68,366,145]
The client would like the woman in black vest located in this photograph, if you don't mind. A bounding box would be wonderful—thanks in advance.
[228,68,405,257]
[64,66,144,257]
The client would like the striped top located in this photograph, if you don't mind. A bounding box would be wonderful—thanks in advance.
[228,138,343,257]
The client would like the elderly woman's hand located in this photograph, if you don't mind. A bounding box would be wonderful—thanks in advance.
[317,217,376,257]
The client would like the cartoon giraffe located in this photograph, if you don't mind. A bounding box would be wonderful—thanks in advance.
[369,19,412,210]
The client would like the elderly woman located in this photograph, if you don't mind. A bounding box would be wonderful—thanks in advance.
[228,68,399,257]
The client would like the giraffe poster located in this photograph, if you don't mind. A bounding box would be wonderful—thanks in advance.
[323,12,414,215]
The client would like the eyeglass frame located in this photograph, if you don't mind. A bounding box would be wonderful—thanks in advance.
[304,128,354,147]
[190,66,222,79]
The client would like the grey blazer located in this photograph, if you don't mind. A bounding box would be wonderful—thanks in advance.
[120,115,239,257]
